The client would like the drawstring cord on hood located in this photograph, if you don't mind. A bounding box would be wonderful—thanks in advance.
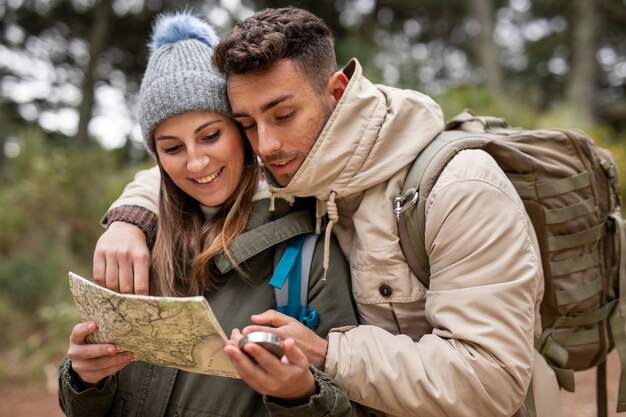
[269,192,276,211]
[315,199,324,235]
[272,188,338,281]
[321,191,338,281]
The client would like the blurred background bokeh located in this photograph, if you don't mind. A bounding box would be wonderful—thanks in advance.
[0,0,625,415]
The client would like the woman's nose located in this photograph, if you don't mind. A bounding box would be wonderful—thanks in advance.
[187,151,210,173]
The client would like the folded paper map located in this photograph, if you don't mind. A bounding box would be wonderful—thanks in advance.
[68,271,238,378]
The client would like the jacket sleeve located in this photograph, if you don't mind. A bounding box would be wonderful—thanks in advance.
[58,356,117,417]
[325,150,540,417]
[100,165,161,227]
[265,366,372,417]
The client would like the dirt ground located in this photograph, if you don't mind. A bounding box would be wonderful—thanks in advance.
[0,350,623,417]
[560,349,624,417]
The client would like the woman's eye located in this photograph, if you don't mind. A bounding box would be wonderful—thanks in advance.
[163,145,182,154]
[202,131,221,142]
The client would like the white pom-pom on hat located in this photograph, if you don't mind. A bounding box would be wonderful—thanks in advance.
[150,11,219,51]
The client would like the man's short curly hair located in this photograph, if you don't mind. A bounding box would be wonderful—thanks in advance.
[213,7,337,95]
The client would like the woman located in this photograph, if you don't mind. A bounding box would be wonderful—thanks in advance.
[58,12,358,417]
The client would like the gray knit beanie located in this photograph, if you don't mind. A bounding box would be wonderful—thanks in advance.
[139,12,229,156]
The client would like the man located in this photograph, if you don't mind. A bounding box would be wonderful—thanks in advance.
[95,7,562,417]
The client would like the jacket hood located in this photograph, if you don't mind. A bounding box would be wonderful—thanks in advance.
[269,58,444,201]
[265,58,444,279]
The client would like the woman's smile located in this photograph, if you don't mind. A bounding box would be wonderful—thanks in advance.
[193,167,223,185]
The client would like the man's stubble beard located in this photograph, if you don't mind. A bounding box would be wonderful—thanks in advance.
[264,99,334,186]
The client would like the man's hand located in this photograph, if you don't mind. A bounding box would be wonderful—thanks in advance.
[67,321,133,385]
[241,310,328,369]
[224,329,316,401]
[93,221,150,294]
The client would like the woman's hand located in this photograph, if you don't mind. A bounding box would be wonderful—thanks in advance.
[224,329,316,401]
[67,321,133,385]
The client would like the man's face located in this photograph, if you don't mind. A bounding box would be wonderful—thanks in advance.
[228,59,337,186]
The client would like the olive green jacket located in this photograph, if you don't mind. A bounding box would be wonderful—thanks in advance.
[59,198,359,417]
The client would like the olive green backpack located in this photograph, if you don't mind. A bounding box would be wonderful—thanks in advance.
[395,110,626,417]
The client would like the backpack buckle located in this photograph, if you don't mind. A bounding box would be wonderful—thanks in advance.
[394,191,418,222]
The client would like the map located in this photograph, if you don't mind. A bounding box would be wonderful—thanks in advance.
[68,271,238,378]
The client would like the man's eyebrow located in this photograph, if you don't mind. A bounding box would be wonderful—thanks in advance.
[232,94,294,118]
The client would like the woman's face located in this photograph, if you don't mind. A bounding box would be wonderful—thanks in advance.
[154,111,245,208]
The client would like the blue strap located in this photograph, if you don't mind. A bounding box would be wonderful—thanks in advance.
[269,236,304,289]
[299,306,320,329]
[271,235,320,329]
[276,305,320,329]
[283,240,303,318]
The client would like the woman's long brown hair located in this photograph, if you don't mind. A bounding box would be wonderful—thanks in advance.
[149,127,259,296]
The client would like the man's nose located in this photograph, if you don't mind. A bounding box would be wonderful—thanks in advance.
[255,125,282,157]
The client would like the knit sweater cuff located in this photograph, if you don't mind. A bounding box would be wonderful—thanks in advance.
[102,205,157,245]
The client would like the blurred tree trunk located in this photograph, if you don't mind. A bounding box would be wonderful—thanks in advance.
[469,0,506,104]
[76,0,113,149]
[0,136,5,175]
[567,0,599,125]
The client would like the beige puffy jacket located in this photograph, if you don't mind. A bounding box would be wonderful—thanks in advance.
[265,59,562,417]
[106,59,563,417]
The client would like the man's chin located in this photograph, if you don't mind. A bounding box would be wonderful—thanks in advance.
[273,172,293,187]
[264,162,299,187]
[262,166,292,187]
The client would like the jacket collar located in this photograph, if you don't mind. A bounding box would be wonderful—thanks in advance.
[213,198,315,274]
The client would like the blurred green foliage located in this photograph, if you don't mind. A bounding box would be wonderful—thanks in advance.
[0,130,143,382]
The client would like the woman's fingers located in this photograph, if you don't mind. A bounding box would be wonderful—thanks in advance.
[72,352,134,385]
[68,320,133,385]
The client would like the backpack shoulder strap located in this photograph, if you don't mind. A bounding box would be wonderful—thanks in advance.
[396,131,467,286]
[299,233,317,307]
[397,112,500,287]
[271,233,319,329]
